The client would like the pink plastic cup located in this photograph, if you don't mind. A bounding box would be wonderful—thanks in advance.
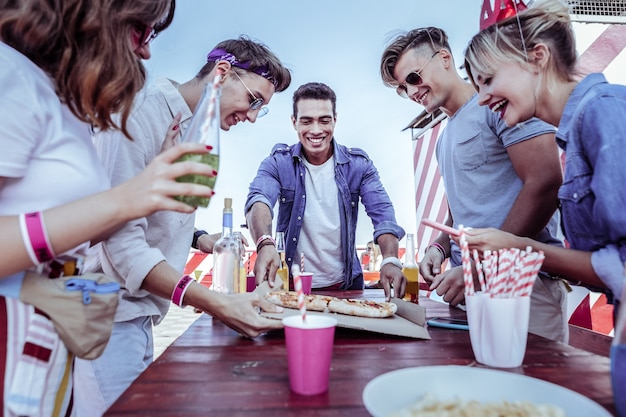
[300,272,313,295]
[246,275,256,292]
[282,315,337,395]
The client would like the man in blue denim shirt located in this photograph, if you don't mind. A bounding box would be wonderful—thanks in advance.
[245,82,406,300]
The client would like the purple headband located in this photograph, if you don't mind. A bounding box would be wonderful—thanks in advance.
[207,48,278,89]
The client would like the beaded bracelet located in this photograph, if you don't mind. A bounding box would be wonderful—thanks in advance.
[19,212,55,264]
[425,243,447,260]
[172,275,194,308]
[256,239,276,253]
[255,234,275,247]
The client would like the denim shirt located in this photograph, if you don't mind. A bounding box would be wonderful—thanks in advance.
[245,139,405,289]
[556,73,626,300]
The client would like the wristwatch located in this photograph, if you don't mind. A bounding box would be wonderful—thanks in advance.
[192,230,208,249]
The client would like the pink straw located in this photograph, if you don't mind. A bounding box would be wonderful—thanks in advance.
[421,218,461,237]
[291,265,306,322]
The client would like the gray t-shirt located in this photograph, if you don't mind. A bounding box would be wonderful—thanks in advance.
[436,94,561,266]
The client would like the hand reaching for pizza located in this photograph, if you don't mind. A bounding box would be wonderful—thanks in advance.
[379,263,407,301]
[253,244,281,287]
[205,292,284,338]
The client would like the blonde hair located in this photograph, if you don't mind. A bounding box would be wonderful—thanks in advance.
[464,0,578,91]
[0,0,175,138]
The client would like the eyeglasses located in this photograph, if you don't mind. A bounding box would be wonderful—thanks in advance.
[133,24,158,47]
[396,50,441,99]
[232,71,269,117]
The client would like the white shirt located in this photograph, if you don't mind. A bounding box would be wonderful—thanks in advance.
[87,77,195,324]
[296,157,344,287]
[0,42,109,260]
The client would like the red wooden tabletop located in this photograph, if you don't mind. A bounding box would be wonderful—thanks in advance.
[105,290,615,416]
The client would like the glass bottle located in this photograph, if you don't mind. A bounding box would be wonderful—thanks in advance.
[173,74,221,208]
[212,198,239,294]
[275,231,289,290]
[232,231,247,293]
[402,233,419,303]
[611,264,626,416]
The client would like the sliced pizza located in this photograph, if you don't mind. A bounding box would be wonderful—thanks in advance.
[328,298,397,318]
[264,290,397,318]
[264,290,332,312]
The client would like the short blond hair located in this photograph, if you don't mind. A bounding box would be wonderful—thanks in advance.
[464,0,578,91]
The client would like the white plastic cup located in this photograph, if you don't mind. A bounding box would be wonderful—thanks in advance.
[466,292,530,368]
[282,315,337,395]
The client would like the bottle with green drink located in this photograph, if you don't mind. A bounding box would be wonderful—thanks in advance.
[174,73,221,208]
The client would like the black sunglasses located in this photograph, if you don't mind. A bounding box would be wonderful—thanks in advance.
[396,50,441,99]
[133,23,158,46]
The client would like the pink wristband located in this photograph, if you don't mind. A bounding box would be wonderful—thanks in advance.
[255,234,275,247]
[21,212,55,264]
[172,275,194,307]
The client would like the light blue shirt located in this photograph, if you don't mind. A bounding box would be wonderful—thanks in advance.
[557,73,626,300]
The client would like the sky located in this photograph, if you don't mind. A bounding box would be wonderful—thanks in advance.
[145,0,485,246]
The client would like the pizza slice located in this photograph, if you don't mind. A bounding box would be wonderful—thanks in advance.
[327,298,397,318]
[264,290,332,312]
[264,291,397,318]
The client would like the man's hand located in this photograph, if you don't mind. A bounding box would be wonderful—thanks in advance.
[419,246,445,284]
[379,264,406,301]
[196,232,220,253]
[204,292,284,338]
[253,245,281,287]
[428,266,466,306]
[160,112,182,153]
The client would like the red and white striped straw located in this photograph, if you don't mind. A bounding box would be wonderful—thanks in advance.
[475,247,544,298]
[473,249,486,292]
[300,252,305,273]
[291,265,306,322]
[199,71,223,144]
[459,225,474,295]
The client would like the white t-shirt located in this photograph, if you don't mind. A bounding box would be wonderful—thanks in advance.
[0,41,109,416]
[0,42,109,252]
[296,157,344,287]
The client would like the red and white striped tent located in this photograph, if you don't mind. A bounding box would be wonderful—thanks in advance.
[411,0,626,334]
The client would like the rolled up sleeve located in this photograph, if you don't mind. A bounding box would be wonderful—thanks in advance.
[591,244,625,301]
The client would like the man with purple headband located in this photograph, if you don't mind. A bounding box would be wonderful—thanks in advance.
[74,36,291,416]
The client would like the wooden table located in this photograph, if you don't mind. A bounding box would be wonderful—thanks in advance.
[105,291,615,416]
